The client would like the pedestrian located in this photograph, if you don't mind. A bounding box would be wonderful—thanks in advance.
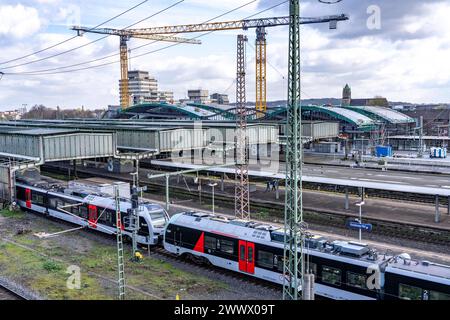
[265,181,270,192]
[272,180,277,191]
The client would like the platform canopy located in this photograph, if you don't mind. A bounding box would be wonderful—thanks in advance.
[343,105,415,124]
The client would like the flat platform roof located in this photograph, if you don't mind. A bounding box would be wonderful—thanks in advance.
[150,160,450,197]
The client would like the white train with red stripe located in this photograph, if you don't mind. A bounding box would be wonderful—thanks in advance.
[15,180,169,245]
[163,212,450,300]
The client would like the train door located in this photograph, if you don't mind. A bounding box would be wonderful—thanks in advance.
[25,188,31,209]
[88,205,98,228]
[238,240,255,274]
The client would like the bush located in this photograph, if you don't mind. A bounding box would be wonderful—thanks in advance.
[42,260,63,272]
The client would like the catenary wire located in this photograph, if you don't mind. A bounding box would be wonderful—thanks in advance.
[0,0,185,71]
[0,0,151,67]
[3,0,287,76]
[2,0,259,75]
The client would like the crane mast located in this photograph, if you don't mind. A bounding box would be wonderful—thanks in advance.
[255,27,267,116]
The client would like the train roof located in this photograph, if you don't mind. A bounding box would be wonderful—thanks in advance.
[170,212,450,280]
[16,178,165,213]
[170,212,385,262]
[386,259,450,285]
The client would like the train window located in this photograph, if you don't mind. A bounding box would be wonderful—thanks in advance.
[322,266,341,286]
[219,239,234,255]
[16,188,25,200]
[205,235,217,250]
[429,290,450,300]
[138,217,149,236]
[399,284,422,300]
[240,245,245,261]
[257,250,274,268]
[248,247,253,263]
[149,210,166,221]
[32,193,44,205]
[79,206,88,219]
[347,272,367,289]
[275,255,284,272]
[49,197,58,209]
[71,205,80,215]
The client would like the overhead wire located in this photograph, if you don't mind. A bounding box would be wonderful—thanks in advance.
[2,0,260,75]
[3,0,288,76]
[0,0,151,67]
[0,0,185,71]
[1,0,256,75]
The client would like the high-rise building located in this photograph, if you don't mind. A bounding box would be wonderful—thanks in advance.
[119,70,159,105]
[210,93,229,105]
[188,89,210,104]
[158,91,174,104]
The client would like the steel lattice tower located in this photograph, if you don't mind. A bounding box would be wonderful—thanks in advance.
[283,0,304,300]
[235,34,250,221]
[255,27,267,116]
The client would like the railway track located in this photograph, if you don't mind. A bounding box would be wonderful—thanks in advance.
[149,247,282,296]
[0,279,30,300]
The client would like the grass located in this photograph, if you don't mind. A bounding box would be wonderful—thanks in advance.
[0,213,228,300]
[0,209,25,219]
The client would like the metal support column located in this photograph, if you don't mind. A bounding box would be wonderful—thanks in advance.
[235,34,250,220]
[165,174,170,211]
[275,180,280,200]
[418,116,424,158]
[283,0,304,301]
[221,173,225,192]
[115,187,125,300]
[448,196,450,215]
[345,187,349,210]
[361,187,365,202]
[435,195,440,223]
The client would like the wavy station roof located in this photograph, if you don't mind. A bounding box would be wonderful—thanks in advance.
[125,103,217,120]
[343,106,415,124]
[265,105,376,130]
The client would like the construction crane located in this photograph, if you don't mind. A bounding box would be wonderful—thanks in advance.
[71,26,201,109]
[126,14,348,114]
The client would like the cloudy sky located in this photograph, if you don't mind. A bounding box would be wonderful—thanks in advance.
[0,0,449,110]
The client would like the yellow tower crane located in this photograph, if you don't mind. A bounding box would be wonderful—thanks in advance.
[71,26,201,109]
[125,14,348,114]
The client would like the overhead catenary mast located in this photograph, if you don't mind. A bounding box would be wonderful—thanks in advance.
[235,34,250,221]
[283,0,304,300]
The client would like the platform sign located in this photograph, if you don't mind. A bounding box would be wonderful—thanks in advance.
[347,221,372,232]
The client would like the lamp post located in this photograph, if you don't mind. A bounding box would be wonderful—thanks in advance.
[355,201,365,243]
[208,182,218,214]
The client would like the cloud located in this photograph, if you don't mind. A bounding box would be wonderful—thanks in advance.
[0,4,41,39]
[1,1,449,109]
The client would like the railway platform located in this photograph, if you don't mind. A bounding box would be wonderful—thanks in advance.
[41,162,450,232]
